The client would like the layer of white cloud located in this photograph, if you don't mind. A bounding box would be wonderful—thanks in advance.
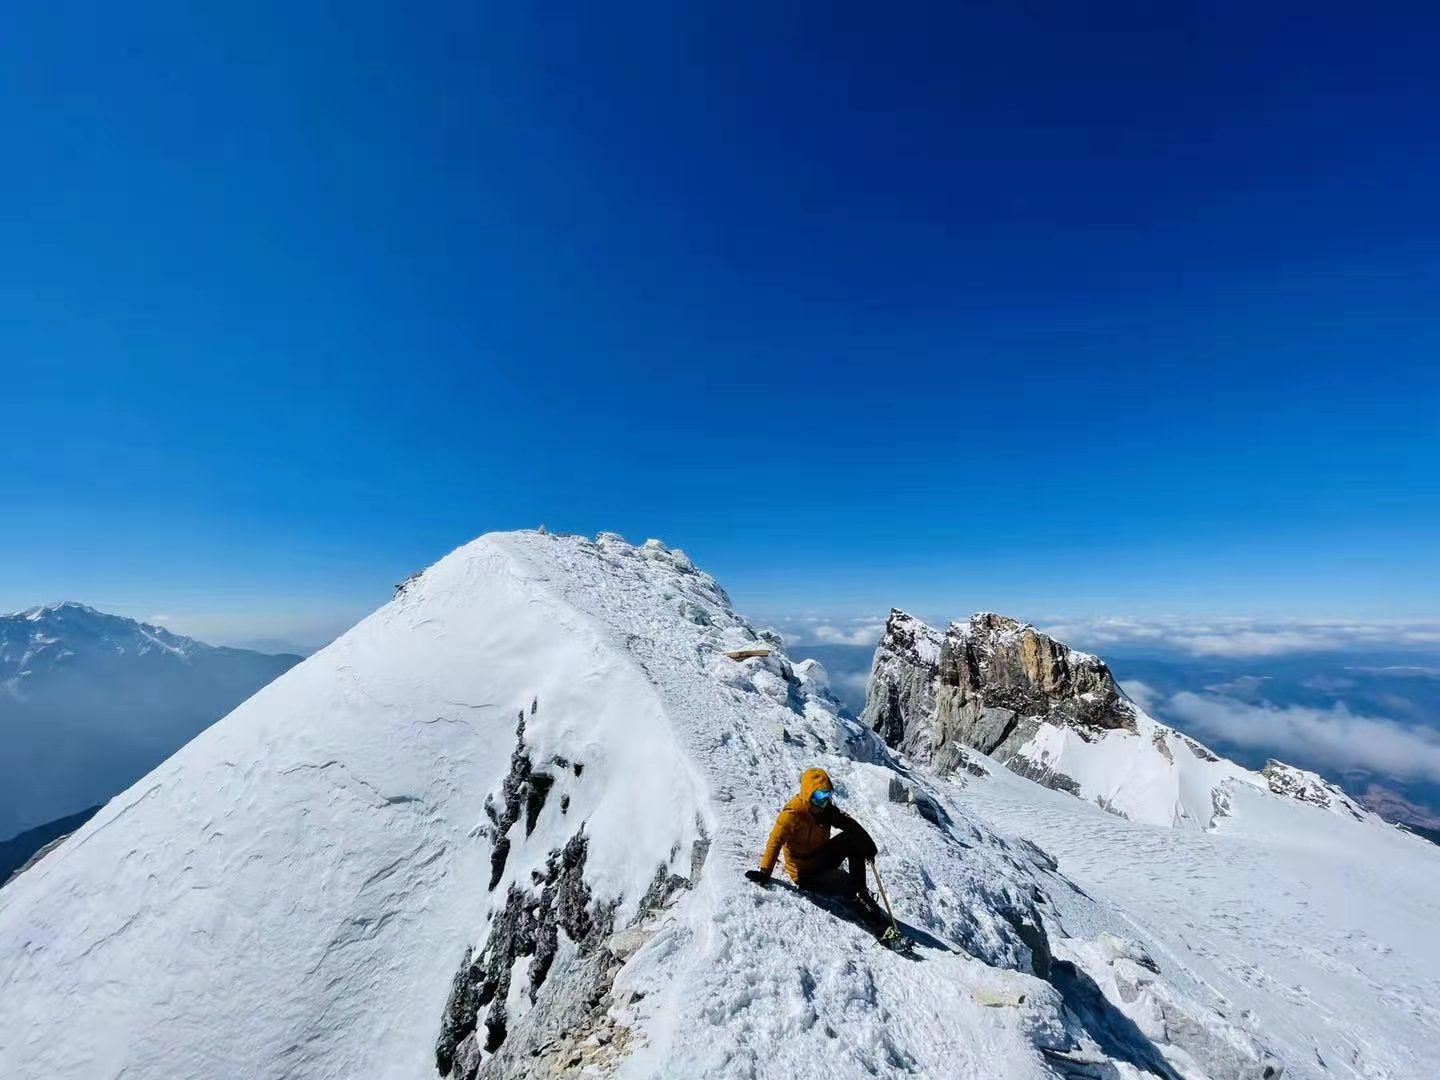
[766,611,1440,658]
[770,611,1440,658]
[1162,692,1440,783]
[833,669,871,698]
[1039,616,1440,659]
[807,621,887,646]
[760,614,888,648]
[1118,679,1160,712]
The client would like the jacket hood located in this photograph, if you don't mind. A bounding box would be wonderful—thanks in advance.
[799,767,833,803]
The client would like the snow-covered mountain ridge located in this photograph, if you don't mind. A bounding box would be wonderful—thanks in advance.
[1,531,1297,1080]
[1,602,203,683]
[863,609,1372,830]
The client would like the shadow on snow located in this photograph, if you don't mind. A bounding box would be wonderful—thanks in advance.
[1046,959,1185,1080]
[766,878,948,957]
[763,880,1187,1078]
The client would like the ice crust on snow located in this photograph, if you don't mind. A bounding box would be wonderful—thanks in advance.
[0,532,1433,1079]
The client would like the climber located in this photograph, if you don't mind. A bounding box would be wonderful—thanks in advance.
[745,767,885,922]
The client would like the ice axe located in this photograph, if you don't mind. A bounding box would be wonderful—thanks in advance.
[867,859,909,951]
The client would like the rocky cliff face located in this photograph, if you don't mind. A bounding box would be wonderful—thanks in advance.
[932,613,1137,778]
[859,609,942,759]
[863,611,1138,779]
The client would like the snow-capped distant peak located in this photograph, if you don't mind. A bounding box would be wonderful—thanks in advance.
[0,604,243,692]
[5,602,197,651]
[19,600,103,620]
[0,602,301,841]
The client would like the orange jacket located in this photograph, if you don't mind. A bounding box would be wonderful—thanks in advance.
[759,767,870,881]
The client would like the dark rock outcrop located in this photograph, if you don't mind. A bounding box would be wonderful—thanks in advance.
[483,713,581,890]
[1262,761,1366,821]
[439,691,707,1080]
[862,611,1138,791]
[436,831,615,1079]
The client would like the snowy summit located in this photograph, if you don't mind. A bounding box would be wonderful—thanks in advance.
[1,531,1437,1079]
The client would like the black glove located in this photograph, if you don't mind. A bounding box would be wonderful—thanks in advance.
[744,869,771,886]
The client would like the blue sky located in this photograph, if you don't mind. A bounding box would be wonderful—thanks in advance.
[3,3,1439,644]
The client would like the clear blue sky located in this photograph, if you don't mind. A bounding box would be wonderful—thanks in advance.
[4,3,1438,643]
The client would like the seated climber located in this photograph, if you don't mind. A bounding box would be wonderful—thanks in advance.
[745,767,885,922]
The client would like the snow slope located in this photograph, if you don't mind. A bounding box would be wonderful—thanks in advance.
[962,755,1440,1080]
[0,531,1282,1079]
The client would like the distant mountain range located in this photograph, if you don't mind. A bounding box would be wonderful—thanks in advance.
[229,636,324,658]
[0,602,301,841]
[0,804,101,885]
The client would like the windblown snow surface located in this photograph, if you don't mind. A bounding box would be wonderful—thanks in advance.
[961,763,1440,1080]
[0,531,1435,1078]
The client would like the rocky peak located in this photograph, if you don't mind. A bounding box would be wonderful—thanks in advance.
[863,611,1138,773]
[860,609,944,756]
[880,608,944,666]
[940,613,1137,743]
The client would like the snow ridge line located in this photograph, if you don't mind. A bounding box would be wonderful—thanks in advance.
[484,533,721,847]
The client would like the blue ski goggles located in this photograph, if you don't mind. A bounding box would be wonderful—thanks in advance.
[810,788,835,809]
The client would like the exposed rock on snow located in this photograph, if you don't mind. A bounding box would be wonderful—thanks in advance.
[864,611,1137,774]
[436,826,620,1079]
[1261,760,1367,820]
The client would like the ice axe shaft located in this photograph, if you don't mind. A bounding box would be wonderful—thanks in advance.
[868,859,900,940]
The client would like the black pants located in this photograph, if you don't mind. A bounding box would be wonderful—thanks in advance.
[796,830,871,898]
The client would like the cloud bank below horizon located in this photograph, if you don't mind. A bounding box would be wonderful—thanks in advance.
[1040,616,1440,658]
[1119,679,1440,785]
[770,611,1440,660]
